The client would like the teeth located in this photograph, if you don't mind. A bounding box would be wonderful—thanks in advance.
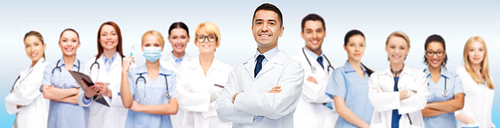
[260,35,270,37]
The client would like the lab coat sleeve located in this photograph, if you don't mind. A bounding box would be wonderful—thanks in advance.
[216,67,254,123]
[326,69,346,99]
[398,72,429,114]
[175,67,211,112]
[233,62,304,119]
[368,73,400,111]
[78,89,93,107]
[301,71,332,103]
[5,65,47,114]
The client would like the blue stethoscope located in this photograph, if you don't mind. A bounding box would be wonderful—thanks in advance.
[302,48,334,73]
[135,73,172,101]
[52,59,81,88]
[424,69,448,96]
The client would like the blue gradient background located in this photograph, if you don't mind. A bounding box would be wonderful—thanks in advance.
[0,0,498,127]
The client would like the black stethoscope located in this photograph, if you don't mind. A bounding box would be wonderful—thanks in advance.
[135,73,172,101]
[302,48,334,73]
[52,59,81,88]
[89,56,124,80]
[424,69,448,96]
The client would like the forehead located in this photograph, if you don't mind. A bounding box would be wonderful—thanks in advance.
[470,41,484,48]
[304,20,324,29]
[170,28,188,35]
[61,31,78,38]
[427,42,444,49]
[101,25,115,32]
[387,36,408,46]
[254,10,279,22]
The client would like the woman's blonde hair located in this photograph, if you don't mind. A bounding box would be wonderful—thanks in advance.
[463,36,494,89]
[194,22,221,47]
[385,31,410,60]
[142,30,165,48]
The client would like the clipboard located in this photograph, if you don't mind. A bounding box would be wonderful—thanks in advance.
[68,71,110,107]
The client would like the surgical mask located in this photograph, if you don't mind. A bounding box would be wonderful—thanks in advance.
[143,47,162,63]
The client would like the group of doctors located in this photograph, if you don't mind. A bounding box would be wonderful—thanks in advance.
[5,3,495,128]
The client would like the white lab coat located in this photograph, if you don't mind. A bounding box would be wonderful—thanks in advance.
[368,65,429,128]
[216,50,304,128]
[454,66,495,128]
[5,58,49,128]
[291,48,340,128]
[176,56,233,128]
[77,56,128,128]
[161,52,192,128]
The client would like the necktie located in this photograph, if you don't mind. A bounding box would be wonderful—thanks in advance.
[254,55,265,77]
[317,56,324,69]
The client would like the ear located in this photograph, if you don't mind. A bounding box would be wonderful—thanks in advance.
[300,31,305,40]
[385,45,389,53]
[279,26,285,37]
[43,43,47,51]
[343,45,347,52]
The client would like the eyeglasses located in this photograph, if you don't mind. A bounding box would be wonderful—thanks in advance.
[196,35,217,43]
[426,50,445,57]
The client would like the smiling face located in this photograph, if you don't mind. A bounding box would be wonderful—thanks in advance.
[168,28,189,54]
[24,35,46,62]
[252,10,284,51]
[302,20,325,54]
[344,35,366,62]
[59,31,80,56]
[99,25,119,51]
[386,36,409,65]
[425,42,446,69]
[468,41,485,66]
[195,30,217,54]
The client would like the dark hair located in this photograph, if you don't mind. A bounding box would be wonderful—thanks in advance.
[59,28,80,43]
[96,21,124,58]
[168,22,189,37]
[343,29,373,76]
[301,13,325,32]
[423,34,448,67]
[252,3,283,27]
[24,31,46,59]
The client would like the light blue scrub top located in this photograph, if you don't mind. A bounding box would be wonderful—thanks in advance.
[125,63,177,128]
[326,61,373,128]
[423,67,463,128]
[41,58,89,128]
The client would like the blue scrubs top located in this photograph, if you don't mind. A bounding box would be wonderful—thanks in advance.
[41,58,89,128]
[423,67,463,128]
[125,63,177,128]
[326,61,374,128]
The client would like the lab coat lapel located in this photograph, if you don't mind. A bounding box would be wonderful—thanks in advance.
[243,57,255,78]
[256,51,286,78]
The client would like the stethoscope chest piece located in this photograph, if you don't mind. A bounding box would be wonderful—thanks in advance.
[442,90,448,96]
[166,92,171,99]
[311,66,316,73]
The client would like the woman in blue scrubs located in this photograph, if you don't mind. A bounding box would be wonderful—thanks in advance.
[421,34,464,128]
[40,28,89,128]
[120,30,179,128]
[326,29,374,128]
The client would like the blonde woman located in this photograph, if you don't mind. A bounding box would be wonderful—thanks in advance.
[368,31,429,128]
[454,36,495,128]
[121,30,179,128]
[176,22,233,128]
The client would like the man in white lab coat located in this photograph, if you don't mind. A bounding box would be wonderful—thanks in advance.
[291,13,340,128]
[216,3,304,128]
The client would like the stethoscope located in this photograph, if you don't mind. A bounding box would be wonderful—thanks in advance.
[302,48,334,73]
[89,56,123,81]
[51,59,81,88]
[424,69,448,96]
[135,73,172,101]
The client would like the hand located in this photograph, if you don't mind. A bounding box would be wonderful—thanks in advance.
[129,101,142,112]
[95,82,111,97]
[122,56,135,72]
[16,105,23,109]
[269,86,282,93]
[42,85,53,92]
[82,80,100,99]
[232,93,239,104]
[307,76,318,84]
[372,86,383,93]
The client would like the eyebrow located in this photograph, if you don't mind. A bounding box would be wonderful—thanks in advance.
[254,19,277,22]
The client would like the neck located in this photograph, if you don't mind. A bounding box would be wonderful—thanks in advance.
[390,62,404,76]
[146,60,160,71]
[62,55,76,70]
[305,46,321,56]
[103,48,116,58]
[348,59,361,70]
[31,60,39,67]
[199,53,214,67]
[428,65,441,76]
[172,51,185,59]
[471,63,482,74]
[257,44,277,54]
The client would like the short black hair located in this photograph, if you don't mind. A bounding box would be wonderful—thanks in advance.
[423,34,448,67]
[252,3,283,27]
[168,22,189,37]
[301,13,325,32]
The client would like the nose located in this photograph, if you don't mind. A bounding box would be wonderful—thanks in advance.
[312,31,318,39]
[355,45,360,52]
[261,23,270,32]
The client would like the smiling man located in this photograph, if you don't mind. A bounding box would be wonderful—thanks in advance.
[291,13,340,128]
[216,3,304,128]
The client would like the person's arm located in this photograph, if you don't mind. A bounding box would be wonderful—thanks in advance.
[216,67,254,123]
[334,96,370,128]
[53,95,79,104]
[5,65,47,114]
[175,67,211,112]
[121,56,134,108]
[456,112,475,124]
[41,85,79,101]
[301,76,333,104]
[398,72,429,114]
[421,107,448,117]
[368,73,401,111]
[233,62,304,119]
[425,93,464,112]
[129,98,178,115]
